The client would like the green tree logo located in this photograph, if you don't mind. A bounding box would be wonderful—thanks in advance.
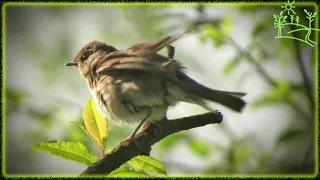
[273,0,319,47]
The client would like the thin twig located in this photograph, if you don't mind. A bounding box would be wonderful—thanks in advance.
[226,37,311,118]
[186,7,311,118]
[227,38,277,86]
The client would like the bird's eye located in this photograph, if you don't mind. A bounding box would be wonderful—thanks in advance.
[80,50,93,61]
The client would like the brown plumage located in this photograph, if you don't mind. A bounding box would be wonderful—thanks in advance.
[65,31,246,139]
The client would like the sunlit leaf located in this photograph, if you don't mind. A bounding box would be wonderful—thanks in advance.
[109,156,166,177]
[31,141,98,166]
[203,24,225,49]
[108,166,149,177]
[221,13,233,36]
[127,155,167,176]
[71,121,100,146]
[82,100,108,151]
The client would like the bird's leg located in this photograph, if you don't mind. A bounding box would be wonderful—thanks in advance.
[142,114,167,130]
[165,45,175,60]
[129,107,152,139]
[144,115,168,138]
[142,121,149,129]
[119,107,152,145]
[149,121,163,135]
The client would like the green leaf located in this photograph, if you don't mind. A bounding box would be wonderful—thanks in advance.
[31,141,98,166]
[221,13,233,36]
[109,166,149,177]
[222,56,241,75]
[277,128,308,145]
[127,155,167,176]
[82,100,108,151]
[71,121,100,146]
[203,24,225,49]
[188,140,211,157]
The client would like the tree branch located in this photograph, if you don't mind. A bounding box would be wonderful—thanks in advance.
[80,111,223,175]
[290,26,314,112]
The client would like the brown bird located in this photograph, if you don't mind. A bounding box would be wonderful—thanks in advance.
[65,31,246,141]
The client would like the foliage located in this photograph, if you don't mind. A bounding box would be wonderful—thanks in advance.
[108,155,166,177]
[31,100,167,176]
[82,100,108,156]
[31,141,98,166]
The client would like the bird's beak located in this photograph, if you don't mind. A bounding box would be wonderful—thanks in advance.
[64,62,77,67]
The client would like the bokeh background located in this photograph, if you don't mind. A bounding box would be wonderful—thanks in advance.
[4,3,317,175]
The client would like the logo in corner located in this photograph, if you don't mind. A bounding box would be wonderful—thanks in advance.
[273,0,319,47]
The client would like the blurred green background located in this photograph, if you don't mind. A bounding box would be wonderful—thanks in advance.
[3,3,317,175]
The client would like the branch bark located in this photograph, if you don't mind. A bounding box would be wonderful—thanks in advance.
[80,111,223,175]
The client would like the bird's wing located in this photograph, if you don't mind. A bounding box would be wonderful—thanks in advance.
[95,52,179,80]
[173,72,246,112]
[96,31,189,80]
[126,31,188,56]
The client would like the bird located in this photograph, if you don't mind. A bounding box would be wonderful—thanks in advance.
[65,31,246,142]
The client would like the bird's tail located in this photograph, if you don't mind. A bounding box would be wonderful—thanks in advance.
[174,73,246,112]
